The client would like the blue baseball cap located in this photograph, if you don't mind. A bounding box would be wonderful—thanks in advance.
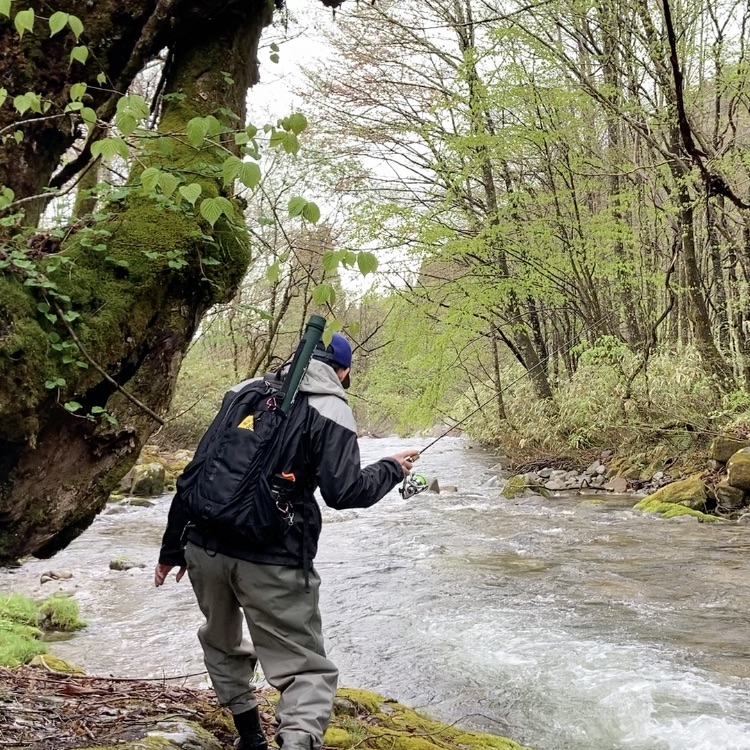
[314,332,352,368]
[314,333,352,387]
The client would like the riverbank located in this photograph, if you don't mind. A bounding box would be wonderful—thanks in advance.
[0,663,532,750]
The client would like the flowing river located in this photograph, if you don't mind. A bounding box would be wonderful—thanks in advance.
[3,437,750,750]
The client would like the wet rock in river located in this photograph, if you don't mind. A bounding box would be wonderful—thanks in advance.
[109,559,146,572]
[39,570,73,584]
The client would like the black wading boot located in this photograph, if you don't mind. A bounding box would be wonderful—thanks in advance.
[233,706,269,750]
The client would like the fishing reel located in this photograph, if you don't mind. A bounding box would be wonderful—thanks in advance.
[399,472,430,499]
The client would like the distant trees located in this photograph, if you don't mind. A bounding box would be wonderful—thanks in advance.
[301,0,750,428]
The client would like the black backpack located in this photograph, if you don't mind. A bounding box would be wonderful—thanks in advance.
[179,376,303,546]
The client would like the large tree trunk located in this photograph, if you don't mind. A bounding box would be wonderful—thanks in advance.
[0,0,274,563]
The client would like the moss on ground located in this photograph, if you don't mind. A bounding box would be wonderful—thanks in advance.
[327,687,532,750]
[0,592,86,667]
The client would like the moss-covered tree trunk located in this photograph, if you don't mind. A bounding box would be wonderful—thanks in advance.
[0,0,274,562]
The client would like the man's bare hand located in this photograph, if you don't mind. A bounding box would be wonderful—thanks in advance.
[391,449,420,477]
[154,563,186,587]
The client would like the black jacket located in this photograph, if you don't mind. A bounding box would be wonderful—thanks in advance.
[159,359,403,568]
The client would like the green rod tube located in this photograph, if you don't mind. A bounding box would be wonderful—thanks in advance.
[279,314,326,415]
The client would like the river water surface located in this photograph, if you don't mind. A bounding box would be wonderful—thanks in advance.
[3,437,750,750]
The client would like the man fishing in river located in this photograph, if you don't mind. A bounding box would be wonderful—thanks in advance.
[154,323,418,750]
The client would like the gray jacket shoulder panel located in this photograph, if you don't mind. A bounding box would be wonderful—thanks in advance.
[308,393,357,433]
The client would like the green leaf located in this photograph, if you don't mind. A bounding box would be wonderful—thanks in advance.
[238,161,261,189]
[156,137,175,156]
[80,106,96,126]
[287,112,308,135]
[158,172,179,197]
[140,166,161,194]
[118,93,149,120]
[48,10,68,36]
[270,53,280,64]
[221,155,243,185]
[14,8,34,38]
[269,129,285,149]
[0,0,10,18]
[203,115,223,136]
[186,117,209,147]
[96,72,107,85]
[323,251,341,274]
[246,124,258,139]
[64,401,82,413]
[357,251,378,276]
[67,14,83,41]
[0,88,6,108]
[178,182,202,206]
[70,45,89,65]
[13,94,30,115]
[0,186,14,208]
[45,377,65,389]
[234,131,249,146]
[281,131,299,155]
[312,283,335,305]
[69,82,86,101]
[270,42,280,52]
[199,196,233,227]
[91,136,128,161]
[302,201,320,223]
[288,196,307,218]
[115,112,137,136]
[266,262,281,283]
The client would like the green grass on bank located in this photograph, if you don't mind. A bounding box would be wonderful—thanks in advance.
[0,592,86,668]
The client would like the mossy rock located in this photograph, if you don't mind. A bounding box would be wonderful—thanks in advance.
[29,653,86,675]
[633,497,720,522]
[633,476,722,522]
[635,475,707,511]
[328,687,532,750]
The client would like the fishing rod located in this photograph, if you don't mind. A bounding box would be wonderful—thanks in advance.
[399,314,613,499]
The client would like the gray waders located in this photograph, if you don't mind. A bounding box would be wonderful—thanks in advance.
[185,542,339,750]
